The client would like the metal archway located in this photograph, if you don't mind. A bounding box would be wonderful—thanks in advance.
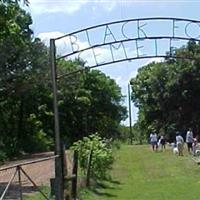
[50,17,200,200]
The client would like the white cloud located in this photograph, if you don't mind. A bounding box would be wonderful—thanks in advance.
[29,0,119,15]
[144,57,164,65]
[29,0,89,14]
[96,0,117,11]
[38,32,65,45]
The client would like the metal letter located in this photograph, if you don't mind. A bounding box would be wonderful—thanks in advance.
[69,34,80,52]
[135,39,145,57]
[185,22,200,39]
[86,30,92,47]
[109,42,128,61]
[172,19,179,37]
[137,20,147,38]
[92,47,105,66]
[103,25,117,44]
[122,21,132,39]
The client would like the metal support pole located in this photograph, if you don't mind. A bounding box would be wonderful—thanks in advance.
[50,39,64,200]
[128,83,133,144]
[17,166,23,200]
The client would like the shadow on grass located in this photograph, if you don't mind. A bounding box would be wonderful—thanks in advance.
[91,189,117,197]
[88,178,121,198]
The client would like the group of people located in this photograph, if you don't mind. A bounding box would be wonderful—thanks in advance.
[149,128,198,156]
[175,128,198,156]
[149,132,166,151]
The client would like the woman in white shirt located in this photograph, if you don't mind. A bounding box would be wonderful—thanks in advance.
[150,132,158,151]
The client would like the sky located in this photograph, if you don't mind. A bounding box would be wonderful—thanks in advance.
[24,0,200,125]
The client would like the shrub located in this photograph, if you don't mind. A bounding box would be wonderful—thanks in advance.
[71,133,114,180]
[0,150,6,164]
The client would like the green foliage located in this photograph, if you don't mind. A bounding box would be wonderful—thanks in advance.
[71,134,114,180]
[117,125,130,143]
[118,124,147,144]
[0,150,6,163]
[131,41,200,140]
[57,59,127,146]
[24,113,53,153]
[0,0,126,161]
[0,1,52,158]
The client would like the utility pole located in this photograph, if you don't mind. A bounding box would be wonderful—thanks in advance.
[128,83,133,144]
[50,39,64,200]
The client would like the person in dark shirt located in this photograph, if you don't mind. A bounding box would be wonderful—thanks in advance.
[160,135,166,151]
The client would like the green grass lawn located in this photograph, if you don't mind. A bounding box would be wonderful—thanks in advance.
[80,144,200,200]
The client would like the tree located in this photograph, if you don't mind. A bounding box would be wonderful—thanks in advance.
[0,1,127,159]
[0,1,51,157]
[130,41,200,140]
[56,59,127,146]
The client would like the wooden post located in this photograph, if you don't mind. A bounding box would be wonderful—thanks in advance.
[62,143,68,177]
[72,151,78,200]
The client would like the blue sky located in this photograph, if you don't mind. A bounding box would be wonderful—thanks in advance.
[25,0,200,125]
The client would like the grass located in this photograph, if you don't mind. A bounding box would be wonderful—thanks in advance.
[80,144,200,200]
[23,186,53,200]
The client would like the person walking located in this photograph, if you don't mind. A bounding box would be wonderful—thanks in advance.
[186,128,193,153]
[150,131,158,151]
[176,131,184,156]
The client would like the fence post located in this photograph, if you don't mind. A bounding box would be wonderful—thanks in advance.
[86,149,93,187]
[61,142,68,176]
[71,150,78,200]
[17,166,23,200]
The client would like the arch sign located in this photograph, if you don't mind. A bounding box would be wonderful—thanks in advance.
[52,17,200,69]
[49,17,200,199]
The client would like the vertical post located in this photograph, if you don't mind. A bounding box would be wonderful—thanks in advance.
[62,143,68,177]
[17,166,23,200]
[72,151,78,199]
[86,149,93,187]
[50,39,64,200]
[128,83,133,144]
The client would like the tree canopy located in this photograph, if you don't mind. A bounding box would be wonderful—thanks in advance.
[0,1,127,161]
[130,41,200,141]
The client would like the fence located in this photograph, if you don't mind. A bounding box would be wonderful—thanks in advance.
[0,154,57,200]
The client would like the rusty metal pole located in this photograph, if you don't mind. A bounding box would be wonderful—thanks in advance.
[128,83,133,144]
[50,39,64,200]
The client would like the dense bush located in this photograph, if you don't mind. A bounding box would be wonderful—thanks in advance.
[71,133,114,180]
